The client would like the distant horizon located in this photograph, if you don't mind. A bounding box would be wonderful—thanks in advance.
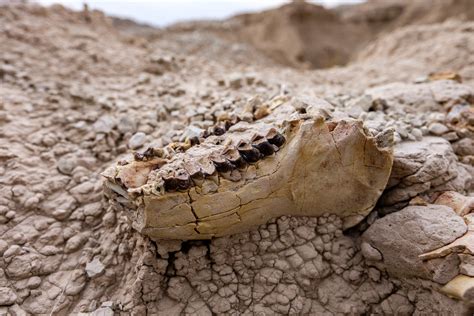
[35,0,365,27]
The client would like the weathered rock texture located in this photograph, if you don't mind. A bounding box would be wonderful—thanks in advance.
[380,137,472,211]
[362,204,467,281]
[1,1,473,315]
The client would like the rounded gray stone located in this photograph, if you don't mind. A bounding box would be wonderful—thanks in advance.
[362,204,467,280]
[128,132,146,149]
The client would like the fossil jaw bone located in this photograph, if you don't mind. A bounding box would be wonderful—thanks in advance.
[104,120,393,240]
[103,97,394,240]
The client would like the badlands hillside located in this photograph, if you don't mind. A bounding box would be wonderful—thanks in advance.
[0,0,473,315]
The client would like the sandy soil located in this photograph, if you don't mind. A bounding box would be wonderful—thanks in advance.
[0,1,473,315]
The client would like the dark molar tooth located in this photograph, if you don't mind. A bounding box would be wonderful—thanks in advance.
[253,138,275,156]
[239,149,261,163]
[266,129,286,147]
[137,147,164,161]
[223,147,247,168]
[237,141,261,163]
[163,173,178,191]
[211,154,234,172]
[212,124,226,136]
[175,169,191,190]
[224,120,233,130]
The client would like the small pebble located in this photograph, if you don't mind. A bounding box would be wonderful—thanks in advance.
[442,131,459,142]
[411,128,423,141]
[128,132,146,149]
[428,122,449,135]
[3,245,21,259]
[5,211,16,219]
[26,276,42,289]
[86,258,105,278]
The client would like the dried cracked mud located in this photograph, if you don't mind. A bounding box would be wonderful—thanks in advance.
[1,1,474,315]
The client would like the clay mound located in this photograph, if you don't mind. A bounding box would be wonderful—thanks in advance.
[390,0,474,27]
[355,20,474,82]
[111,0,474,71]
[229,0,474,70]
[339,0,474,27]
[231,1,369,69]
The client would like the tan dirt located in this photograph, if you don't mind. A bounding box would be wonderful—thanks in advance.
[0,1,473,315]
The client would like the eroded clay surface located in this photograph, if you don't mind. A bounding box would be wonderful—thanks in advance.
[1,2,473,315]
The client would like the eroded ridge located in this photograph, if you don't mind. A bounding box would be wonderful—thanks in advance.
[103,97,394,240]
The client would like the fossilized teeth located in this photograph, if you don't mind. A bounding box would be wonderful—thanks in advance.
[252,136,275,156]
[205,118,240,139]
[104,96,395,241]
[163,171,178,191]
[212,124,226,136]
[266,128,286,147]
[211,154,234,172]
[134,147,165,161]
[237,140,261,163]
[223,147,247,169]
[223,119,235,131]
[175,169,191,190]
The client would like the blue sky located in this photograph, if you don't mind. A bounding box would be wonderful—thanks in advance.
[36,0,364,27]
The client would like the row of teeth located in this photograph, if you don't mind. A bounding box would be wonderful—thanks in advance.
[153,130,286,192]
[133,118,242,162]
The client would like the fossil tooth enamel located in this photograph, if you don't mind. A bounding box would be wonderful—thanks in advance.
[223,147,247,168]
[211,153,234,172]
[266,128,286,147]
[252,136,275,156]
[103,97,394,240]
[237,140,262,163]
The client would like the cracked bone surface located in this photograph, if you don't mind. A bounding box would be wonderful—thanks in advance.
[103,97,394,240]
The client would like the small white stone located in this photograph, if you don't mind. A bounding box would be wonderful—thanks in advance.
[442,131,459,142]
[91,307,114,316]
[86,258,105,278]
[180,125,203,142]
[5,211,16,219]
[26,276,42,289]
[3,245,21,259]
[57,154,77,175]
[128,132,146,149]
[411,128,423,141]
[52,209,71,221]
[428,122,449,135]
[93,116,116,134]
